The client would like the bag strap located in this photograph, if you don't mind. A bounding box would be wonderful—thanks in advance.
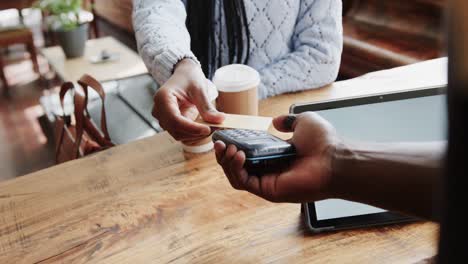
[54,117,66,163]
[77,74,112,142]
[55,82,76,162]
[83,117,114,147]
[59,82,75,118]
[55,77,114,163]
[72,90,88,159]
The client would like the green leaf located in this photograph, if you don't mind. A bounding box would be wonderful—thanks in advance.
[34,0,83,30]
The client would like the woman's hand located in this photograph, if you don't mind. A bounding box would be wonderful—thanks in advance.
[153,59,225,142]
[214,112,340,203]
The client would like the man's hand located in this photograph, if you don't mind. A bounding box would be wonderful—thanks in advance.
[153,59,225,142]
[214,112,340,203]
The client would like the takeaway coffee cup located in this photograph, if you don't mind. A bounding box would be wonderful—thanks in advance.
[213,64,261,116]
[182,81,219,153]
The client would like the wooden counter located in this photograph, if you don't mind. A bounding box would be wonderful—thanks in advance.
[0,58,447,263]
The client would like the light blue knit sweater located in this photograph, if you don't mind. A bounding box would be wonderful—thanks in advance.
[133,0,343,99]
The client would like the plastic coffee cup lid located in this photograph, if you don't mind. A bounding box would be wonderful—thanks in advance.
[213,64,261,93]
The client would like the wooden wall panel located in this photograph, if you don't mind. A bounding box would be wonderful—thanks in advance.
[341,0,446,78]
[93,0,133,33]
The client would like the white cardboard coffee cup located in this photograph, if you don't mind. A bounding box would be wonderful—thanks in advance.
[213,64,261,116]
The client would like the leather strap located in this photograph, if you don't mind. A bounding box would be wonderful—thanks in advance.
[77,74,112,142]
[59,82,75,118]
[72,90,87,159]
[54,117,66,163]
[55,82,76,162]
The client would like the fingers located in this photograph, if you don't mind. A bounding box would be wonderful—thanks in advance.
[189,80,225,124]
[221,145,241,188]
[162,113,211,141]
[153,90,211,141]
[230,150,245,173]
[214,141,226,158]
[214,141,268,198]
[214,142,250,191]
[173,115,211,137]
[229,150,247,190]
[273,115,298,133]
[215,142,241,189]
[215,143,309,203]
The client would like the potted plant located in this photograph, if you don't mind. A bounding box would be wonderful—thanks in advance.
[35,0,88,58]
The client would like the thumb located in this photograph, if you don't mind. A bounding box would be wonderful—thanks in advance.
[190,81,225,124]
[273,115,298,133]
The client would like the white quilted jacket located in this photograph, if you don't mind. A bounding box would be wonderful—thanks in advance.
[133,0,343,99]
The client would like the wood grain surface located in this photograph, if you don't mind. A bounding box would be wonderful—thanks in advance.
[0,59,446,263]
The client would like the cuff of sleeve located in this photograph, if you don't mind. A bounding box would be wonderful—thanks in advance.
[153,47,201,85]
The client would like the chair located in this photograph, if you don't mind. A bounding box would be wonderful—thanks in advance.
[0,28,40,93]
[0,2,40,93]
[0,0,35,21]
[0,0,99,89]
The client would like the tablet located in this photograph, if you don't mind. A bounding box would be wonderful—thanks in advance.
[290,87,447,232]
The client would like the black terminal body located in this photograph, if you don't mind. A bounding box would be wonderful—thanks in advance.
[212,129,296,175]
